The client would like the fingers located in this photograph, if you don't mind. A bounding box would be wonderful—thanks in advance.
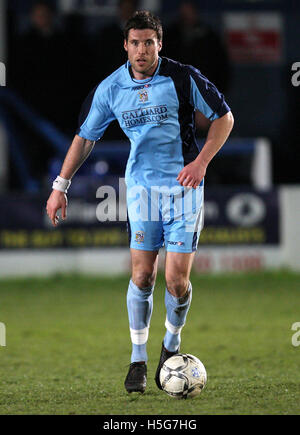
[62,194,68,220]
[177,171,192,186]
[177,172,199,189]
[48,211,58,227]
[183,175,192,187]
[53,215,59,226]
[46,202,62,227]
[46,192,68,227]
[176,172,185,185]
[46,205,59,227]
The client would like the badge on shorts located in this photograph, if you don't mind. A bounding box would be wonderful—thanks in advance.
[135,231,145,243]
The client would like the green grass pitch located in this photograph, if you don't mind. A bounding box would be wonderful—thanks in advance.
[0,271,300,415]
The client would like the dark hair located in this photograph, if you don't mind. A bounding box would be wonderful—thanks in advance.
[124,10,163,41]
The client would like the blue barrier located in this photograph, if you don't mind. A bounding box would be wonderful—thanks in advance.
[0,87,70,157]
[0,105,39,192]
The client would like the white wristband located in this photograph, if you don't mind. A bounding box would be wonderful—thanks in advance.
[52,176,71,193]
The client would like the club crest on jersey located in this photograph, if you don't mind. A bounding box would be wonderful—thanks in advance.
[138,89,148,103]
[135,231,145,244]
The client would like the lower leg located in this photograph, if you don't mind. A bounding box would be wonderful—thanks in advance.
[127,279,154,363]
[127,249,158,363]
[163,281,192,352]
[163,252,195,352]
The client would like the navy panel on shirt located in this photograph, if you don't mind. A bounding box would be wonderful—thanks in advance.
[158,57,231,166]
[188,65,230,119]
[159,57,200,166]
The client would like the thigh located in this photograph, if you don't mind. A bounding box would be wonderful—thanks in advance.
[131,248,159,289]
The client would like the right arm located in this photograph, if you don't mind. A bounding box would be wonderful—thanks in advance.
[46,135,95,227]
[59,134,95,180]
[46,80,116,226]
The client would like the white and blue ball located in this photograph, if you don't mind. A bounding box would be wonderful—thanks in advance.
[159,353,207,399]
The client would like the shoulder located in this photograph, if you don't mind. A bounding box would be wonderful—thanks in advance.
[159,57,212,99]
[80,64,126,112]
[159,57,190,77]
[159,57,207,83]
[83,63,127,110]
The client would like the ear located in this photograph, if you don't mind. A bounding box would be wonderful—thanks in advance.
[158,40,162,52]
[124,39,128,52]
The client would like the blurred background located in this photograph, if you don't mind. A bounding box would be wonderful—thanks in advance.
[0,0,299,275]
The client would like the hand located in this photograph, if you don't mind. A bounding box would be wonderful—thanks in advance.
[177,160,206,189]
[46,190,68,227]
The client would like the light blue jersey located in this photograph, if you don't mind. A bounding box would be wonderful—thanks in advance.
[77,57,231,252]
[77,56,230,189]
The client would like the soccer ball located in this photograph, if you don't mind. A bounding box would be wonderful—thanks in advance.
[159,353,207,399]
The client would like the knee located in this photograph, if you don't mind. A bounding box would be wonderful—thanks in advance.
[165,274,189,298]
[132,270,156,289]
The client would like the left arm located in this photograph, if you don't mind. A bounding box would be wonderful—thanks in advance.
[177,111,234,188]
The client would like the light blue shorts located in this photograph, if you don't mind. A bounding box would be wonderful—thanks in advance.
[127,184,204,253]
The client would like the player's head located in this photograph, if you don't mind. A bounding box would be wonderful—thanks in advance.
[124,10,163,42]
[124,10,163,78]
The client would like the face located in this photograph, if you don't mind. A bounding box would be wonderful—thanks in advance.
[124,28,162,80]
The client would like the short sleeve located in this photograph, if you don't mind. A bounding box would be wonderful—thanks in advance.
[76,83,116,141]
[188,66,231,121]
